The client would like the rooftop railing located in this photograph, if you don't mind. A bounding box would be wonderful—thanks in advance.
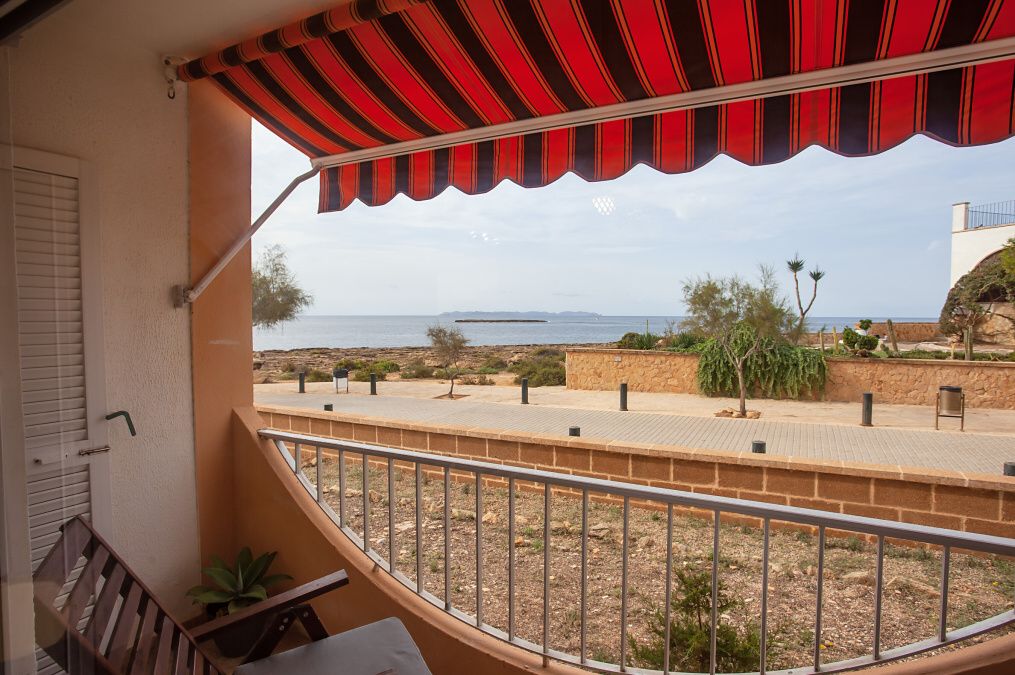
[967,200,1015,229]
[259,428,1015,675]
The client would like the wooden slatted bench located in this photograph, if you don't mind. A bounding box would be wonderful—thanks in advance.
[33,516,430,674]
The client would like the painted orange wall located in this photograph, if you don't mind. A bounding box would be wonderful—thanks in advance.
[232,407,588,675]
[189,79,252,565]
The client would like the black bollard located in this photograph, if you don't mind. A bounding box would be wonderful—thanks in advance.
[1004,462,1015,477]
[324,403,333,412]
[370,372,377,395]
[521,377,529,404]
[569,426,580,437]
[298,371,306,393]
[752,440,766,454]
[620,382,628,411]
[861,392,873,427]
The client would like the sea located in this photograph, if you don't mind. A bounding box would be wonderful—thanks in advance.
[253,315,938,351]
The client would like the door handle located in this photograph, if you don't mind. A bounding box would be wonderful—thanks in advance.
[78,445,111,457]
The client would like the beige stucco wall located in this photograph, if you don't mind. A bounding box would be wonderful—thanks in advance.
[9,6,200,614]
[567,349,1015,409]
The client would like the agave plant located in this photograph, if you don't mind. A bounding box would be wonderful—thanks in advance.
[186,548,291,616]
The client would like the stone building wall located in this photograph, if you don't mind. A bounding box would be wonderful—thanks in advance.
[566,349,1015,410]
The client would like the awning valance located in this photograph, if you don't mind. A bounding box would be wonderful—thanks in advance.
[181,0,1015,213]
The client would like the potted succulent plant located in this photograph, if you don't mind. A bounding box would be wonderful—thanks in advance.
[186,548,291,657]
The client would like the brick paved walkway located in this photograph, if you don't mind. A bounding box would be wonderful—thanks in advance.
[255,389,1015,476]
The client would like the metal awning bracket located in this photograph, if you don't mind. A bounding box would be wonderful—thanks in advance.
[174,166,319,307]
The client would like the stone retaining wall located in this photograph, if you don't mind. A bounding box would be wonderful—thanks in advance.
[566,348,1015,409]
[868,321,940,342]
[257,405,1015,540]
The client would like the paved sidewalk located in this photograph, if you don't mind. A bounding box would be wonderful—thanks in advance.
[255,383,1015,476]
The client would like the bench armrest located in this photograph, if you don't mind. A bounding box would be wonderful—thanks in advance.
[190,570,349,642]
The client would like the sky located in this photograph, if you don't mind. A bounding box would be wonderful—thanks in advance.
[251,121,1015,318]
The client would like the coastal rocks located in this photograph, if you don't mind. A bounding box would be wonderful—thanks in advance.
[254,343,603,384]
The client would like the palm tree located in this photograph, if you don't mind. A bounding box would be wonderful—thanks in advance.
[787,254,825,343]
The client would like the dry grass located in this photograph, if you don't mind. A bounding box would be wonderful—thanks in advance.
[293,448,1013,672]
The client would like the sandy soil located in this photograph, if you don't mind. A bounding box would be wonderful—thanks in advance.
[296,450,1014,672]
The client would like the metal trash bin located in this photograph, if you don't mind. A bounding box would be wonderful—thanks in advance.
[333,368,349,394]
[935,385,965,431]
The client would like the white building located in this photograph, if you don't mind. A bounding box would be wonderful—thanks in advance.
[950,201,1015,286]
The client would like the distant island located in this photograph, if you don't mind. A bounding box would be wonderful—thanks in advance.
[440,311,601,318]
[455,318,547,323]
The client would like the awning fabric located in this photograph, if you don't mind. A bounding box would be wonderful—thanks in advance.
[181,1,1015,212]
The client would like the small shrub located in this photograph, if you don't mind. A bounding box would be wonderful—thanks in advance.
[480,357,508,371]
[617,331,660,350]
[509,351,566,387]
[460,374,494,385]
[352,363,388,382]
[280,361,296,373]
[858,319,873,331]
[842,328,879,356]
[629,567,760,672]
[372,359,400,374]
[304,368,332,383]
[477,366,500,375]
[664,332,705,351]
[400,361,435,379]
[334,358,365,371]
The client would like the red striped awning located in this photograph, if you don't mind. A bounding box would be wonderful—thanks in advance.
[181,1,1015,212]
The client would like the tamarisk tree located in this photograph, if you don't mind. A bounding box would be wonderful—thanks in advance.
[426,325,469,398]
[252,245,312,328]
[681,268,791,416]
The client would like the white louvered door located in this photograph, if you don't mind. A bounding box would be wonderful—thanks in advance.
[11,150,111,674]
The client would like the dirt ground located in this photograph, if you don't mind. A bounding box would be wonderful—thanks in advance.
[289,447,1013,672]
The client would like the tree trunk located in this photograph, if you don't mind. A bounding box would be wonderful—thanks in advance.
[963,326,974,361]
[448,375,456,398]
[736,364,748,416]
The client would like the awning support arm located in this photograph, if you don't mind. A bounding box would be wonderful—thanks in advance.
[173,167,320,307]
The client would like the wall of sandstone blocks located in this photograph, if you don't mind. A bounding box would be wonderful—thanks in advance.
[565,348,1015,409]
[257,406,1015,541]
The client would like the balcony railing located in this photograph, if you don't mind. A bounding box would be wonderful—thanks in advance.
[967,200,1015,229]
[259,428,1015,675]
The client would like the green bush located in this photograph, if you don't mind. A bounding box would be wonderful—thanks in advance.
[477,366,501,374]
[697,338,826,399]
[842,327,879,355]
[480,357,508,371]
[664,332,705,351]
[617,331,660,350]
[304,368,332,383]
[400,361,435,379]
[629,567,760,672]
[858,318,873,331]
[371,359,400,374]
[352,362,389,382]
[334,357,366,371]
[509,352,566,387]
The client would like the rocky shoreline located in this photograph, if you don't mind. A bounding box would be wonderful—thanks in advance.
[253,343,608,382]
